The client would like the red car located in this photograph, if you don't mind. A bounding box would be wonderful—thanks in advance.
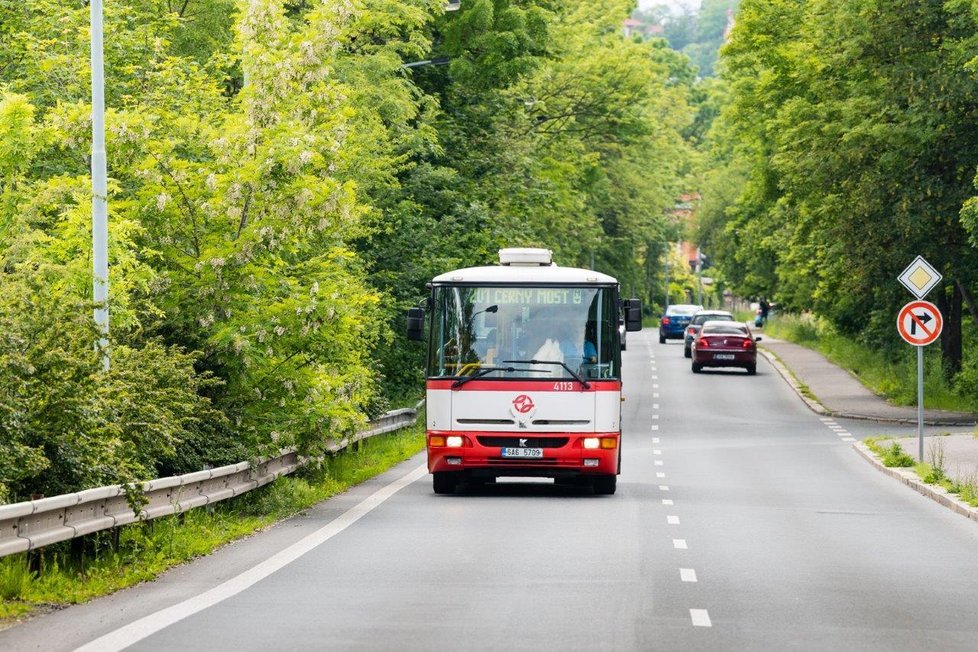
[691,321,761,375]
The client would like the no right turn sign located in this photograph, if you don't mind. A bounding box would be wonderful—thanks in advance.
[897,300,942,346]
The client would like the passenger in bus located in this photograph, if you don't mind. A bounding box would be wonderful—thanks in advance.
[584,321,598,363]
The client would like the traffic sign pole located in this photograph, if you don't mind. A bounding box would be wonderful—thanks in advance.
[918,346,924,461]
[896,299,942,461]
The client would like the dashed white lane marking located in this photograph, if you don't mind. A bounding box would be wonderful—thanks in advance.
[659,485,670,491]
[654,460,664,466]
[656,472,666,478]
[662,499,673,505]
[652,437,660,443]
[690,609,712,627]
[653,403,659,409]
[76,463,429,652]
[653,383,659,389]
[653,392,660,398]
[680,568,698,583]
[820,417,835,422]
[653,449,662,455]
[842,437,856,442]
[652,375,659,380]
[836,431,851,437]
[652,415,659,420]
[673,539,688,549]
[667,515,680,525]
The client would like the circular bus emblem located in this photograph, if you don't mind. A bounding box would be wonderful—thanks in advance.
[512,394,535,415]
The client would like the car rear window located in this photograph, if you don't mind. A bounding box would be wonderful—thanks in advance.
[692,313,734,325]
[667,305,701,316]
[702,324,748,335]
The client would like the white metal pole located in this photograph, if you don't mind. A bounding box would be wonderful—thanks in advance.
[91,0,109,370]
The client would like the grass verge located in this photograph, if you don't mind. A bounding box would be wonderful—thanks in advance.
[863,436,978,509]
[0,424,425,626]
[763,314,978,412]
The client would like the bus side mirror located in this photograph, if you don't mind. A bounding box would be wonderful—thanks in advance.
[407,307,425,341]
[624,299,642,332]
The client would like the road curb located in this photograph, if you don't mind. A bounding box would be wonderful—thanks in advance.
[853,442,978,524]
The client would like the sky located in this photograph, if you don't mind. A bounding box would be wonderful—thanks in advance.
[638,0,702,13]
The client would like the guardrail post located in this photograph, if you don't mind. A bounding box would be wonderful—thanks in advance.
[71,537,85,566]
[27,549,42,576]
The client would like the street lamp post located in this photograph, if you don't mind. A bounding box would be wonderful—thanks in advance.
[91,0,109,370]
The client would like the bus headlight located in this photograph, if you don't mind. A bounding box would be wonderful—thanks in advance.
[446,436,464,447]
[583,438,600,449]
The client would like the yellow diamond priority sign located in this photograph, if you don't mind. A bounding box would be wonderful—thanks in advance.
[898,255,942,299]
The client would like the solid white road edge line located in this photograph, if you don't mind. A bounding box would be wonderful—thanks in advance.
[74,463,429,652]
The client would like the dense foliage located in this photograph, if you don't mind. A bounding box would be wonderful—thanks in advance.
[698,0,978,391]
[0,0,694,501]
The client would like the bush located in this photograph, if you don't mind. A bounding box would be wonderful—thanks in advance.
[0,269,225,501]
[881,441,915,468]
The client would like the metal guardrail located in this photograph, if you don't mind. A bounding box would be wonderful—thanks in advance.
[0,407,419,559]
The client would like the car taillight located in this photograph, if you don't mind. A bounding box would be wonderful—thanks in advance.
[687,327,695,335]
[662,317,670,325]
[697,337,709,347]
[742,339,754,349]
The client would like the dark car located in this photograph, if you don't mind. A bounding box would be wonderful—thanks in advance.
[691,321,761,375]
[658,304,703,344]
[684,309,735,357]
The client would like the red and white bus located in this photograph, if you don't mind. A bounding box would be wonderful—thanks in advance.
[407,248,642,495]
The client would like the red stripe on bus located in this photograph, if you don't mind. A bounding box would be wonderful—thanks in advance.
[426,379,621,391]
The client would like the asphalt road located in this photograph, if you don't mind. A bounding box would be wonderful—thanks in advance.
[5,331,978,651]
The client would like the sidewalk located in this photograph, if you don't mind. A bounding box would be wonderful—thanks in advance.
[758,336,978,496]
[759,336,978,427]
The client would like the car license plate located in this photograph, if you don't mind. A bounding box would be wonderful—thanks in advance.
[714,353,735,360]
[501,447,544,459]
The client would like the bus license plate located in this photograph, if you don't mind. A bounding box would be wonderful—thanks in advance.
[714,354,735,360]
[501,447,544,459]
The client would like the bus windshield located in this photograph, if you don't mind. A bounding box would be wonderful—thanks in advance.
[428,285,619,380]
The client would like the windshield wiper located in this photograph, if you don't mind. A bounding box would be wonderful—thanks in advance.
[502,359,591,389]
[451,366,530,389]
